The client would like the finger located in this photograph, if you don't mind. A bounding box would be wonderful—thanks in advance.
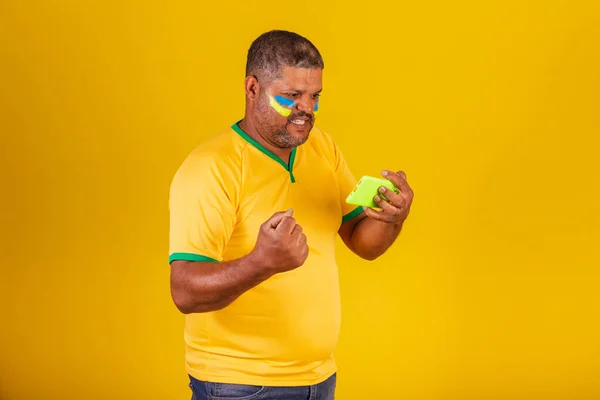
[395,170,413,196]
[372,196,400,222]
[374,194,401,216]
[292,224,303,238]
[396,170,414,197]
[381,170,411,194]
[301,243,309,261]
[267,208,293,229]
[363,205,392,222]
[276,216,297,235]
[299,232,307,246]
[377,186,404,209]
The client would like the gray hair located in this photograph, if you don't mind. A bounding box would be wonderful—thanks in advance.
[245,30,324,82]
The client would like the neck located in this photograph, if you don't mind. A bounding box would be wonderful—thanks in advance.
[238,115,292,161]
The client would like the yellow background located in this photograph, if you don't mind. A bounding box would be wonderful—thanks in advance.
[1,1,599,399]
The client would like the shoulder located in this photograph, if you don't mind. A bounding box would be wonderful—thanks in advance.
[175,126,244,176]
[171,125,244,194]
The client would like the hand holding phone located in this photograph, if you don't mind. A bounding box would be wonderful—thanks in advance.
[345,175,399,208]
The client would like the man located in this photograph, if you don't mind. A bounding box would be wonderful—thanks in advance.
[168,30,414,400]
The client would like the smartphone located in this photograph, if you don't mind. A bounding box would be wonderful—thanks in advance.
[346,175,398,208]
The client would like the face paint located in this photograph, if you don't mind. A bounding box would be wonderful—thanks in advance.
[268,94,294,117]
[267,94,321,117]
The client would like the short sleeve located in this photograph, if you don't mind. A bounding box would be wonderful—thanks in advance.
[332,140,364,224]
[168,151,237,264]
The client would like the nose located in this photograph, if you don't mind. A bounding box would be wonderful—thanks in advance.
[296,95,315,115]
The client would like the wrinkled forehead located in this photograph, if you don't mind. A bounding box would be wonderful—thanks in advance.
[268,66,323,92]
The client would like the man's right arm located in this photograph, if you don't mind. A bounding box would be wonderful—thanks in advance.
[170,252,271,314]
[169,209,309,314]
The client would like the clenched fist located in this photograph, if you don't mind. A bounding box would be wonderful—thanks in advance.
[251,209,309,276]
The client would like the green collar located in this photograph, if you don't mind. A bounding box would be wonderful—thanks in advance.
[232,121,297,183]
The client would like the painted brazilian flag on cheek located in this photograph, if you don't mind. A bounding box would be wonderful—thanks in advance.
[268,94,320,117]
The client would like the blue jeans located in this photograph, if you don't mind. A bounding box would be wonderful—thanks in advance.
[189,373,336,400]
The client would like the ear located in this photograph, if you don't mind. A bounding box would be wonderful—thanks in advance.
[245,75,260,100]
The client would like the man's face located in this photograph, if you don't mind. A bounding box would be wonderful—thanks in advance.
[255,66,323,149]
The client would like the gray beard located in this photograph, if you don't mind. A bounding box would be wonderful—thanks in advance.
[272,128,305,148]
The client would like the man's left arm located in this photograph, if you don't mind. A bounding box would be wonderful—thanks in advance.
[339,170,414,260]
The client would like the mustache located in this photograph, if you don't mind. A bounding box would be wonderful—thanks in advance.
[288,112,313,122]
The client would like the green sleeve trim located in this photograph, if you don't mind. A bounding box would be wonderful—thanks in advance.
[168,253,219,264]
[342,206,364,223]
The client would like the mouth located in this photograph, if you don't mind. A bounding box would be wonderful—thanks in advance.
[289,116,312,126]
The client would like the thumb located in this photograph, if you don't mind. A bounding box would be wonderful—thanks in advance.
[267,208,293,229]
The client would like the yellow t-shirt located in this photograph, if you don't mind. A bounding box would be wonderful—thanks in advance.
[168,121,363,386]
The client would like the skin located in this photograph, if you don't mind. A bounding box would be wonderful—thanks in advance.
[238,66,322,160]
[170,65,414,314]
[339,170,414,260]
[170,209,307,313]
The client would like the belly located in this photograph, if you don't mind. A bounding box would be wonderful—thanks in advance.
[208,253,342,363]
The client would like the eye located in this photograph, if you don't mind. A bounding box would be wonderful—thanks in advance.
[286,93,299,98]
[312,93,321,99]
